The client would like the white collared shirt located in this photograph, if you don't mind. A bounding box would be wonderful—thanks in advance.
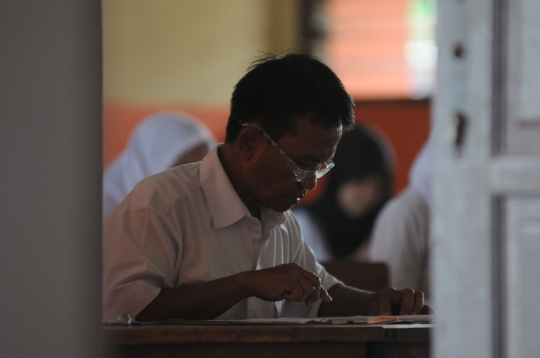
[102,145,341,321]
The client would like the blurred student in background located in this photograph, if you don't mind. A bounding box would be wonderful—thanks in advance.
[293,124,394,262]
[369,136,432,297]
[102,111,217,225]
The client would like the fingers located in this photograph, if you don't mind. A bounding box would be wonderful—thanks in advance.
[397,289,412,315]
[304,283,332,307]
[291,270,318,303]
[281,281,306,302]
[304,287,320,307]
[368,287,426,316]
[397,289,422,315]
[411,290,424,314]
[297,266,323,288]
[294,267,332,307]
[420,304,434,315]
[253,264,329,307]
[319,285,333,303]
[373,287,393,316]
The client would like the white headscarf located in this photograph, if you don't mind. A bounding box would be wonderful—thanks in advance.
[102,111,217,224]
[409,135,433,209]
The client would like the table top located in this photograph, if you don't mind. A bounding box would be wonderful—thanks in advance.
[103,323,433,347]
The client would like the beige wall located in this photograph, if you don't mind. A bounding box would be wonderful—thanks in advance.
[103,0,300,105]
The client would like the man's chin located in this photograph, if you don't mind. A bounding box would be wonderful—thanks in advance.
[269,205,293,213]
[268,198,301,212]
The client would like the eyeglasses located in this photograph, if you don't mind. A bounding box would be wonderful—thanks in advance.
[240,121,334,182]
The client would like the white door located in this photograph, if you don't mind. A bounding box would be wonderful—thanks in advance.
[433,0,540,357]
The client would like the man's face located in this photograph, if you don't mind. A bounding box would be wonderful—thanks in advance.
[248,117,342,213]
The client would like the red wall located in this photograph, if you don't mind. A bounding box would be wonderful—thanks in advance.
[103,101,230,168]
[103,99,430,201]
[354,99,431,195]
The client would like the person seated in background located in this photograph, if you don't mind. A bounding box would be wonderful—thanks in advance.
[369,136,433,298]
[102,111,217,225]
[293,124,394,262]
[102,53,429,322]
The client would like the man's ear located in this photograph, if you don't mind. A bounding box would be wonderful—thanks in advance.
[236,127,264,161]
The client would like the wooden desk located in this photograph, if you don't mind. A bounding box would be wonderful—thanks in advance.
[103,323,432,358]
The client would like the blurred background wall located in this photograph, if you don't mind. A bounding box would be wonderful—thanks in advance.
[103,0,434,200]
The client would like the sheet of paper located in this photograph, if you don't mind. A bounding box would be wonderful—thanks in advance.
[168,317,331,325]
[167,315,433,325]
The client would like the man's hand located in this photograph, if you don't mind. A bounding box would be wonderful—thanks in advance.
[138,263,332,321]
[366,286,430,316]
[318,284,432,317]
[245,263,332,308]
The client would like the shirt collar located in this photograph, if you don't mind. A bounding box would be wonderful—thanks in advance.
[199,144,248,228]
[200,145,286,229]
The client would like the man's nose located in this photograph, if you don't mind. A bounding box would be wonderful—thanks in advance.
[299,175,317,190]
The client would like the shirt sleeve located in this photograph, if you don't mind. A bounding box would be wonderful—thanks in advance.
[368,188,430,292]
[102,197,182,322]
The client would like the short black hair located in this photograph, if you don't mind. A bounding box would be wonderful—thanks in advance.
[225,53,355,143]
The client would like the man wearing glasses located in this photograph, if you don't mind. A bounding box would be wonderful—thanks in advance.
[102,53,428,322]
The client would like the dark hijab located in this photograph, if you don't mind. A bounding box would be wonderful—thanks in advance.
[304,124,394,259]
